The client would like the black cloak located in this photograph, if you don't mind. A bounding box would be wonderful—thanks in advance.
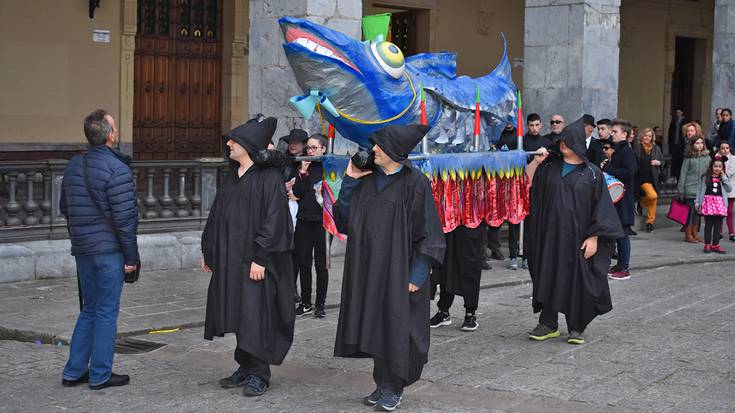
[526,118,625,331]
[202,121,295,365]
[333,165,445,385]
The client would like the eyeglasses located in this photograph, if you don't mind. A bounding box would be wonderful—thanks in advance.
[305,145,323,151]
[550,120,563,125]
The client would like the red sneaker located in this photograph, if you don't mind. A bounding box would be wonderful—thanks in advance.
[704,244,712,254]
[607,265,620,276]
[608,269,630,280]
[710,244,727,254]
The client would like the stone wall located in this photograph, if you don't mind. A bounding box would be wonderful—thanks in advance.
[523,0,620,122]
[248,0,362,139]
[712,0,735,114]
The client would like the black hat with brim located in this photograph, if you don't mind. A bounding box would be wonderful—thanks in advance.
[226,117,278,155]
[279,129,308,143]
[368,124,431,162]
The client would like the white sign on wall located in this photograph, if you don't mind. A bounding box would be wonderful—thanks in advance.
[92,29,110,43]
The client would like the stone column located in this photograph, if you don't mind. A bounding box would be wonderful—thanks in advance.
[712,0,735,113]
[119,0,137,156]
[523,0,620,124]
[248,0,362,139]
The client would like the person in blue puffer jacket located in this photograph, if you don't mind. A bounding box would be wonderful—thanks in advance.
[59,109,139,391]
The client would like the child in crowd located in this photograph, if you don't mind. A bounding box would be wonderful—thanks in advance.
[696,157,732,253]
[714,142,735,242]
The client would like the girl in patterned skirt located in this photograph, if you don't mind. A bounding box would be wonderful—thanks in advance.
[696,157,732,253]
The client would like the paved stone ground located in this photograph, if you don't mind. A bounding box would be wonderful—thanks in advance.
[0,226,734,412]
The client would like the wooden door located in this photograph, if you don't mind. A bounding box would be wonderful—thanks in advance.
[134,0,222,160]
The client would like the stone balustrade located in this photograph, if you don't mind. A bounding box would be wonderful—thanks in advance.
[0,158,228,242]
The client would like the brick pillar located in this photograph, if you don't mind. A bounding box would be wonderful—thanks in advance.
[248,0,362,139]
[523,0,621,124]
[712,0,735,113]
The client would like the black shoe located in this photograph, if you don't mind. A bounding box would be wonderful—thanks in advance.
[460,313,478,331]
[730,235,735,242]
[62,371,89,387]
[219,367,247,388]
[429,310,451,328]
[646,223,653,233]
[295,303,314,317]
[89,373,130,390]
[490,250,505,261]
[242,375,268,397]
[314,304,326,318]
[627,227,638,236]
[480,259,492,270]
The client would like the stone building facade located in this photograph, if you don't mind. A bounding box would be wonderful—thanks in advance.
[0,0,732,157]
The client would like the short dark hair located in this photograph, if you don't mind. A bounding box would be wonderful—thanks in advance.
[611,118,633,138]
[526,113,541,123]
[84,109,112,146]
[308,134,328,148]
[723,108,733,116]
[596,118,612,127]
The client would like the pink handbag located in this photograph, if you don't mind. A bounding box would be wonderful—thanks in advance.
[667,198,690,225]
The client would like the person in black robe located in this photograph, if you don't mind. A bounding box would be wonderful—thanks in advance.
[333,124,445,411]
[200,117,295,397]
[525,117,624,345]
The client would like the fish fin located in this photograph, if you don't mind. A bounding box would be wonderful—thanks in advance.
[483,33,512,83]
[405,52,457,79]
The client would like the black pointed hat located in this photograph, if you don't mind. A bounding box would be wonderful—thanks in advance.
[226,117,278,155]
[278,129,308,143]
[368,124,430,162]
[555,117,588,161]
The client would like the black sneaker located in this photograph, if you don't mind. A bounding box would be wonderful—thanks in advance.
[460,313,478,331]
[627,227,637,236]
[295,303,313,317]
[729,235,735,242]
[528,323,560,341]
[429,310,451,328]
[62,371,89,387]
[646,223,653,233]
[490,250,505,261]
[242,375,268,397]
[480,259,492,270]
[314,304,326,318]
[219,367,247,388]
[363,388,382,406]
[375,391,402,411]
[567,330,585,345]
[89,373,130,390]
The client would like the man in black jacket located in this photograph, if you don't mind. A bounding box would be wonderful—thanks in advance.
[584,114,606,165]
[60,109,139,390]
[603,119,638,280]
[293,134,329,318]
[668,108,687,181]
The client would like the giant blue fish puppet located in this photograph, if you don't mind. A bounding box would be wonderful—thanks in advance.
[279,16,518,152]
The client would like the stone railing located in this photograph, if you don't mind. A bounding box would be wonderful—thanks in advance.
[0,158,229,243]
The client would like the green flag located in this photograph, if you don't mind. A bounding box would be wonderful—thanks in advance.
[362,13,391,41]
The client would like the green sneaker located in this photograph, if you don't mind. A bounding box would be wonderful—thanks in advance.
[567,330,585,345]
[528,323,560,341]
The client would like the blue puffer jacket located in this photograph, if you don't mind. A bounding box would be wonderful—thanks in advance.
[60,145,140,265]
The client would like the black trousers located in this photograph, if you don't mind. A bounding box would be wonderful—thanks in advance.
[539,309,583,334]
[235,340,271,384]
[294,220,329,306]
[373,358,404,395]
[436,226,483,314]
[704,215,724,245]
[487,225,501,253]
[508,222,523,259]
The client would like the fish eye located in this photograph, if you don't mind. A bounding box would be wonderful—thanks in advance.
[370,41,405,79]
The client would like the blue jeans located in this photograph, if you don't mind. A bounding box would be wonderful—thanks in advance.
[616,234,631,270]
[63,253,124,385]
